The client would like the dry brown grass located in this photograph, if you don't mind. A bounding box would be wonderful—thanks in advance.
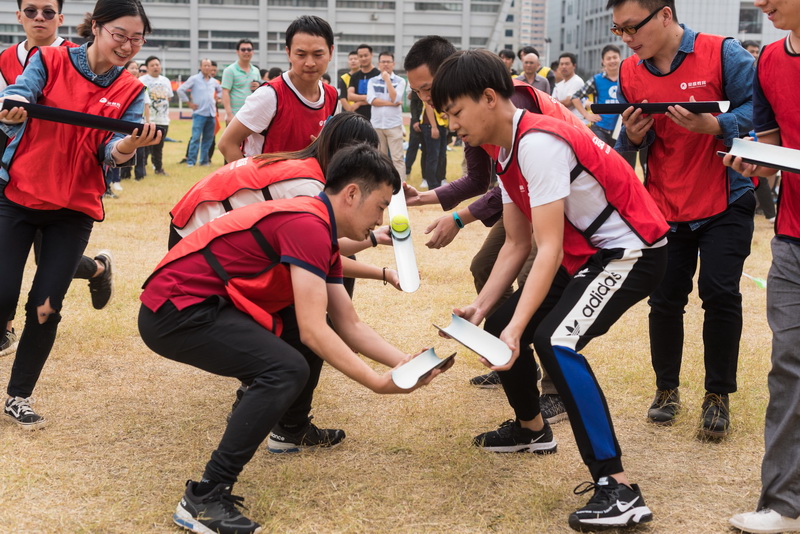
[0,121,775,533]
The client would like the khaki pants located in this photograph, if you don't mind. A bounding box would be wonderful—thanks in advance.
[376,125,405,180]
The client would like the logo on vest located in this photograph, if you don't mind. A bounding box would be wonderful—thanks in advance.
[99,97,121,109]
[581,270,623,318]
[680,80,707,90]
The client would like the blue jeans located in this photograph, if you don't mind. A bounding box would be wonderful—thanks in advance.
[187,114,215,165]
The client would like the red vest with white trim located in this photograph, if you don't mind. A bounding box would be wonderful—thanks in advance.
[757,38,800,240]
[170,157,325,229]
[4,46,143,220]
[619,33,729,223]
[0,40,76,85]
[260,76,338,153]
[147,195,334,335]
[482,80,591,159]
[497,110,669,274]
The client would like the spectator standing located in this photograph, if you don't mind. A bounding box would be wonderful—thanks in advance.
[421,101,448,189]
[518,46,556,93]
[405,89,425,176]
[347,44,380,120]
[366,51,406,180]
[221,39,260,124]
[516,52,550,93]
[338,50,360,112]
[139,55,172,175]
[552,52,586,124]
[609,0,755,438]
[570,44,637,168]
[177,58,222,167]
[498,49,518,76]
[119,60,149,182]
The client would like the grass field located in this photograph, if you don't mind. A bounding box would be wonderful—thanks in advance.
[0,119,777,533]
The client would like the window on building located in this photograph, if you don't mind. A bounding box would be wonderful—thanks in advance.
[198,0,259,4]
[506,14,514,22]
[505,29,513,37]
[338,0,395,7]
[739,6,762,34]
[415,2,462,11]
[268,0,328,5]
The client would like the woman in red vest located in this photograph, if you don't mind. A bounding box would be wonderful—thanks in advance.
[0,0,160,429]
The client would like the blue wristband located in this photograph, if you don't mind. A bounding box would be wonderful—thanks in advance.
[452,212,464,229]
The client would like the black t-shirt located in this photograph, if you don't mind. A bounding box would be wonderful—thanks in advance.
[348,67,380,119]
[338,73,350,101]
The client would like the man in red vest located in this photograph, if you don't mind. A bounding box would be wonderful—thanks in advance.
[139,144,451,533]
[726,1,800,531]
[608,0,756,438]
[431,49,669,531]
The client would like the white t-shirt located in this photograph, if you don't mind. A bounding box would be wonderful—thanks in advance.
[236,72,326,158]
[553,74,586,124]
[139,74,173,125]
[498,109,664,251]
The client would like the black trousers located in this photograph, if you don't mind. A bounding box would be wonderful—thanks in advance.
[485,246,667,480]
[147,124,169,172]
[649,191,755,394]
[0,182,94,398]
[138,298,323,484]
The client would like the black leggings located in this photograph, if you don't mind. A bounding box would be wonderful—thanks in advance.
[138,298,323,484]
[0,182,94,397]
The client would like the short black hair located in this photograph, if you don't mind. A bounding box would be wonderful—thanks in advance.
[601,44,621,58]
[285,16,333,49]
[356,43,373,53]
[403,35,457,74]
[741,40,760,49]
[498,49,515,60]
[324,143,401,196]
[517,46,539,60]
[322,72,332,83]
[18,0,64,10]
[606,0,678,24]
[236,38,253,51]
[558,52,577,66]
[348,50,358,57]
[379,51,394,61]
[267,66,282,80]
[431,50,514,112]
[145,55,160,66]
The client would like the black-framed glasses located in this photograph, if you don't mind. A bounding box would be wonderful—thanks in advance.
[101,25,146,47]
[610,5,666,36]
[22,7,59,20]
[139,68,147,73]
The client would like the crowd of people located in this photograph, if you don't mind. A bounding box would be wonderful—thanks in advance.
[0,0,798,533]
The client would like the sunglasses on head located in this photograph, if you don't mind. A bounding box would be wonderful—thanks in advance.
[22,7,59,20]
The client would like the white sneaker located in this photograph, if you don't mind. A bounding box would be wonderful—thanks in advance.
[420,180,428,190]
[730,509,800,533]
[111,182,123,192]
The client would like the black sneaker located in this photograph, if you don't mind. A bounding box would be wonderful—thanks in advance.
[1,328,18,358]
[267,417,346,453]
[4,396,46,430]
[540,394,569,424]
[472,419,557,454]
[88,251,113,310]
[173,480,262,534]
[647,388,680,425]
[568,476,653,531]
[699,392,730,440]
[469,371,502,388]
[226,383,249,423]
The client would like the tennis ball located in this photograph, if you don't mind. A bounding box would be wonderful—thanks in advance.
[391,214,409,233]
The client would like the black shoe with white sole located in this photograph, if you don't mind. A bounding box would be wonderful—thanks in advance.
[4,396,46,430]
[568,476,653,531]
[267,417,345,453]
[472,419,557,454]
[173,480,261,534]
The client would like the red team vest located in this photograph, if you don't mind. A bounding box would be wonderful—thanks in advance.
[758,39,800,241]
[170,157,325,229]
[260,77,338,153]
[4,46,143,220]
[482,80,591,159]
[0,40,76,85]
[619,33,729,223]
[497,111,669,274]
[147,196,335,335]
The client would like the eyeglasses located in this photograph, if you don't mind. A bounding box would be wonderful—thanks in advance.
[239,48,253,52]
[101,25,146,47]
[22,7,59,20]
[610,5,666,36]
[139,68,147,73]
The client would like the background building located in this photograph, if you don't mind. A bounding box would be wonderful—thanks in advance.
[546,0,783,78]
[1,0,533,79]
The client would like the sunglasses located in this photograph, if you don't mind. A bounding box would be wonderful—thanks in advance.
[139,68,147,73]
[22,7,59,20]
[610,5,666,36]
[239,48,253,52]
